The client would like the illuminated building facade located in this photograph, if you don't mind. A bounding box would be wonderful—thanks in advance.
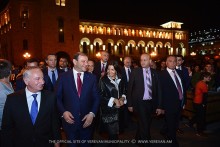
[79,21,189,61]
[189,28,220,58]
[0,0,188,65]
[0,0,79,65]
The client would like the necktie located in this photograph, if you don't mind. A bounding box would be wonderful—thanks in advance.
[101,63,105,73]
[30,94,38,124]
[128,68,131,76]
[146,70,152,99]
[127,68,131,81]
[77,73,82,97]
[51,70,56,85]
[172,70,183,100]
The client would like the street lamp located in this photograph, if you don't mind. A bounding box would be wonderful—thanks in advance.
[23,52,31,59]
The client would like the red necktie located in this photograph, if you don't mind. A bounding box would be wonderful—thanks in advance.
[77,73,82,97]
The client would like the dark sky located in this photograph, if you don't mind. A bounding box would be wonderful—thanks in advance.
[79,1,220,32]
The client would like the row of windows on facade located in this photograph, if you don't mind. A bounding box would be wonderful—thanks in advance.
[80,42,184,56]
[79,25,186,40]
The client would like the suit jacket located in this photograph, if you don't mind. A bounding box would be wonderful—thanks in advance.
[93,61,108,82]
[42,67,65,91]
[55,70,100,131]
[178,66,190,90]
[1,90,61,147]
[99,75,126,115]
[127,67,162,111]
[121,67,133,92]
[15,74,53,91]
[160,69,186,113]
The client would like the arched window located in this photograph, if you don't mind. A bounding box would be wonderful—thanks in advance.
[108,43,112,54]
[119,43,123,54]
[129,44,133,54]
[83,42,87,54]
[96,42,99,52]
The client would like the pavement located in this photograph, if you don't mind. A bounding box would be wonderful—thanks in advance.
[61,116,220,147]
[92,116,220,147]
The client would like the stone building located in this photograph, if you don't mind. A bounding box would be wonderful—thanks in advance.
[0,0,188,65]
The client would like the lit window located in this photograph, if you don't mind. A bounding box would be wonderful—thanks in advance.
[56,0,65,6]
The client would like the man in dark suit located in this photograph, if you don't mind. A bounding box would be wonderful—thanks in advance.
[176,55,190,134]
[58,57,71,72]
[160,55,186,147]
[56,52,100,147]
[127,53,163,147]
[121,56,133,129]
[2,67,61,147]
[43,53,64,91]
[15,58,53,91]
[93,50,109,82]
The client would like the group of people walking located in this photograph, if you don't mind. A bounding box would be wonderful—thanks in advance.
[0,50,216,147]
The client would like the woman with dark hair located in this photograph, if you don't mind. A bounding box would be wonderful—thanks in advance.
[99,60,126,145]
[0,59,14,146]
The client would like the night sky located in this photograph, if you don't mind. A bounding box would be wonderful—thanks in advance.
[79,0,220,32]
[0,0,219,32]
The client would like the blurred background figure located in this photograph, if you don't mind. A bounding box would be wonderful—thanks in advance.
[150,60,157,69]
[58,57,71,72]
[0,59,14,146]
[204,63,216,91]
[159,59,166,71]
[94,50,109,82]
[39,60,46,70]
[87,60,95,73]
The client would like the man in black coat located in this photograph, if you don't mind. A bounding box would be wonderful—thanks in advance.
[160,55,186,147]
[127,53,163,147]
[2,67,61,147]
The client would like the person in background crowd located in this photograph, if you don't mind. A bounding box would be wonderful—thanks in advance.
[132,60,139,68]
[58,57,71,72]
[39,60,46,70]
[185,72,211,137]
[204,63,216,91]
[159,59,166,71]
[127,53,163,147]
[160,55,186,147]
[150,60,157,69]
[191,65,201,90]
[15,58,53,91]
[87,60,95,74]
[43,53,64,90]
[93,50,109,82]
[93,50,109,134]
[56,52,100,147]
[121,56,133,129]
[2,67,61,147]
[175,55,190,135]
[99,61,126,147]
[0,59,14,147]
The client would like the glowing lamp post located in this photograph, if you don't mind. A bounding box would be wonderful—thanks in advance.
[23,52,31,59]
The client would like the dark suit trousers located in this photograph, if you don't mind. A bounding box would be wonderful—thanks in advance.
[190,103,206,133]
[64,123,93,147]
[135,100,153,142]
[164,111,180,147]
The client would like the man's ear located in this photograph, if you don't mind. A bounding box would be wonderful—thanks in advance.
[23,78,29,86]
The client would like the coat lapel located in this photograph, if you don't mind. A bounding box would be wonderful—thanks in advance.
[19,90,33,125]
[34,90,47,126]
[70,70,78,97]
[80,72,89,98]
